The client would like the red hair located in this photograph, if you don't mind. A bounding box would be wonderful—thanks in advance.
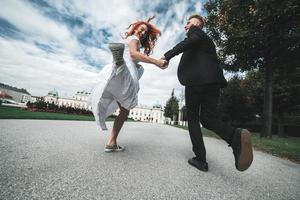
[125,21,161,55]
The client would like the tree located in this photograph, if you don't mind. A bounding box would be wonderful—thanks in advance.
[26,101,31,107]
[36,100,47,109]
[241,69,264,117]
[204,0,300,138]
[219,75,254,123]
[242,69,299,137]
[164,89,179,121]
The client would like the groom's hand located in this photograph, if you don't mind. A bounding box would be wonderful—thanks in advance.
[157,59,168,69]
[160,56,169,69]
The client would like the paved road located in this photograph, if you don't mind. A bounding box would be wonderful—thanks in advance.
[0,120,299,200]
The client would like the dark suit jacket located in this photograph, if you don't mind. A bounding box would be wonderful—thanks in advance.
[164,26,227,87]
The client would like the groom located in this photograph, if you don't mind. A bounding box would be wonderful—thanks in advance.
[161,15,253,172]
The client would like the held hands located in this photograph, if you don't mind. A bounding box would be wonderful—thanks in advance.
[156,56,169,70]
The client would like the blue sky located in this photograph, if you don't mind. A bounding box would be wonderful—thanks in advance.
[0,0,207,106]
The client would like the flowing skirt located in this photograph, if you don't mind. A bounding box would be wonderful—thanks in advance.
[88,46,144,130]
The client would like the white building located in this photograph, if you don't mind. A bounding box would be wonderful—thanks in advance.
[44,89,165,124]
[114,104,165,124]
[0,83,31,103]
[30,95,40,103]
[44,89,91,110]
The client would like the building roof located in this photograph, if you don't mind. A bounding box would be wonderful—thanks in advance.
[76,90,91,95]
[153,103,162,109]
[47,89,59,97]
[134,104,163,111]
[0,82,31,95]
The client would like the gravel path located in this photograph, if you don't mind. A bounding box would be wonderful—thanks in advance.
[0,120,299,200]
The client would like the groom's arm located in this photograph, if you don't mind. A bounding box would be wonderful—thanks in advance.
[163,27,203,61]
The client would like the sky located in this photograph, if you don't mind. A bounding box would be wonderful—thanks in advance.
[0,0,207,106]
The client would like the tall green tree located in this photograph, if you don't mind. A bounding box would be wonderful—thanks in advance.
[219,75,254,123]
[164,89,179,120]
[204,0,300,138]
[242,69,299,137]
[241,69,264,116]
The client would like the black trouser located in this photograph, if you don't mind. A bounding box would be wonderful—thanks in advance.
[185,84,235,162]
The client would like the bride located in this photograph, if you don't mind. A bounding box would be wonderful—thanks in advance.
[89,16,167,152]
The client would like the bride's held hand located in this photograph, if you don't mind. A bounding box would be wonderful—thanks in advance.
[155,59,168,69]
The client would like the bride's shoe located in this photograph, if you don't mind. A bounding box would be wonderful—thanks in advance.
[109,43,125,66]
[104,144,125,152]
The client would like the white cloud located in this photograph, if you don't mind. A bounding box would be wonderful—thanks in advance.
[0,38,97,96]
[195,1,204,13]
[0,0,79,53]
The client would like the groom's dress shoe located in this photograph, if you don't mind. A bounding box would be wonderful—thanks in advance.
[188,157,208,172]
[231,128,253,171]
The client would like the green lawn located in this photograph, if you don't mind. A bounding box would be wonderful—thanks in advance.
[0,106,136,122]
[172,124,300,163]
[0,106,97,121]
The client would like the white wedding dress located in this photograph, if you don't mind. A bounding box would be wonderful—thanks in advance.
[89,35,144,130]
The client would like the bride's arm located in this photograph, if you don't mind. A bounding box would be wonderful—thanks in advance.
[129,40,166,68]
